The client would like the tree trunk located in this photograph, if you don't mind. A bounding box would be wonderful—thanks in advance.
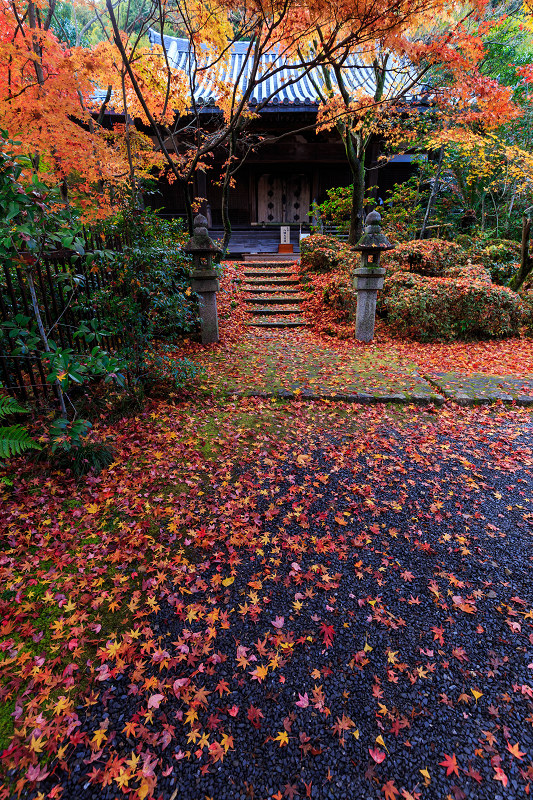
[509,211,533,291]
[348,162,365,245]
[419,145,444,240]
[346,133,366,245]
[221,135,237,255]
[183,182,194,234]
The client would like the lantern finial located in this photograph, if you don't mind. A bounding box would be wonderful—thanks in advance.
[184,214,222,256]
[354,210,394,253]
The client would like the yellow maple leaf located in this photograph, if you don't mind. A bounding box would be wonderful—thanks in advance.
[222,576,234,587]
[274,730,289,747]
[420,767,431,786]
[471,689,483,703]
[91,728,107,749]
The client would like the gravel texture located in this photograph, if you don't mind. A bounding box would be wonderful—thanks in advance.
[9,401,533,800]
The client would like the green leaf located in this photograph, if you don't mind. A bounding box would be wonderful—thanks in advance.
[0,425,41,459]
[0,395,29,420]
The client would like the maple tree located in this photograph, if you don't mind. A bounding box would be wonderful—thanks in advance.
[0,0,163,217]
[101,0,500,238]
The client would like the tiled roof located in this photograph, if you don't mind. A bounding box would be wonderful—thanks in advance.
[148,29,417,110]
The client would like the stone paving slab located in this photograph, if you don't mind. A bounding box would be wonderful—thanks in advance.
[426,372,533,405]
[195,331,443,400]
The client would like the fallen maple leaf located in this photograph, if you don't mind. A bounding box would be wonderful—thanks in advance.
[319,622,335,648]
[494,767,508,786]
[369,747,386,763]
[274,730,289,747]
[507,741,526,760]
[382,779,399,800]
[439,753,460,776]
[296,692,310,708]
[147,694,164,709]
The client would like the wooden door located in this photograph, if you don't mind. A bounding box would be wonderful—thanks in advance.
[285,173,310,223]
[257,173,311,224]
[258,174,283,223]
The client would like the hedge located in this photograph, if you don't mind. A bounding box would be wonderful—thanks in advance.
[300,234,358,274]
[379,272,522,341]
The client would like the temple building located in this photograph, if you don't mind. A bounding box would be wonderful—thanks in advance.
[146,30,422,255]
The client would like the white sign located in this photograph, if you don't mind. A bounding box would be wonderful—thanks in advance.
[280,226,291,244]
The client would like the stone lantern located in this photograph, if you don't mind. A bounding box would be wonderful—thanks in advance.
[353,210,394,342]
[184,214,222,344]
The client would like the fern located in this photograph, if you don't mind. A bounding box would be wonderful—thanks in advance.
[0,424,41,459]
[0,394,41,466]
[0,395,29,419]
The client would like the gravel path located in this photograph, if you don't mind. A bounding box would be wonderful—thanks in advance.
[13,402,533,800]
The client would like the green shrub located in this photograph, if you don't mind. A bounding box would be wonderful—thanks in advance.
[311,186,352,233]
[382,239,468,276]
[479,240,520,285]
[443,263,491,283]
[300,234,343,273]
[380,272,522,341]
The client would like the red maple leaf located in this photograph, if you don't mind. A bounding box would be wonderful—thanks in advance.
[319,622,335,648]
[382,779,399,800]
[247,705,264,729]
[440,753,460,776]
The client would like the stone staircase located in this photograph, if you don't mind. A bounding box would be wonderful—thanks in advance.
[242,261,306,329]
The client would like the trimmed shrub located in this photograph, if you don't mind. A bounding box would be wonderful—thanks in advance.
[379,272,522,341]
[443,263,491,284]
[522,290,533,336]
[300,234,359,275]
[381,239,468,276]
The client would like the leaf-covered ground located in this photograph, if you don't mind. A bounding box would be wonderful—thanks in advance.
[2,261,533,799]
[182,262,533,403]
[2,399,533,800]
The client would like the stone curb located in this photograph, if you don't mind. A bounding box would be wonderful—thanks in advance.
[225,391,446,405]
[218,391,533,406]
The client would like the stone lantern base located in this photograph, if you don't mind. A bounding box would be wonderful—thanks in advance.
[191,270,220,344]
[353,267,386,343]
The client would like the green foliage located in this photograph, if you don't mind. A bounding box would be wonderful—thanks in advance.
[478,240,520,286]
[522,290,533,337]
[312,186,352,232]
[0,392,40,483]
[146,348,204,393]
[48,417,115,477]
[0,132,86,259]
[382,176,423,242]
[83,215,198,389]
[53,440,116,478]
[379,272,522,341]
[1,137,127,420]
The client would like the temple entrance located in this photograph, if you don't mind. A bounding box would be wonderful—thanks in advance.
[257,173,311,224]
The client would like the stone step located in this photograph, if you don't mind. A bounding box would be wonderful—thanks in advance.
[243,288,300,299]
[245,278,300,286]
[244,270,296,278]
[245,296,305,304]
[248,319,306,328]
[246,307,301,315]
[244,255,301,263]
